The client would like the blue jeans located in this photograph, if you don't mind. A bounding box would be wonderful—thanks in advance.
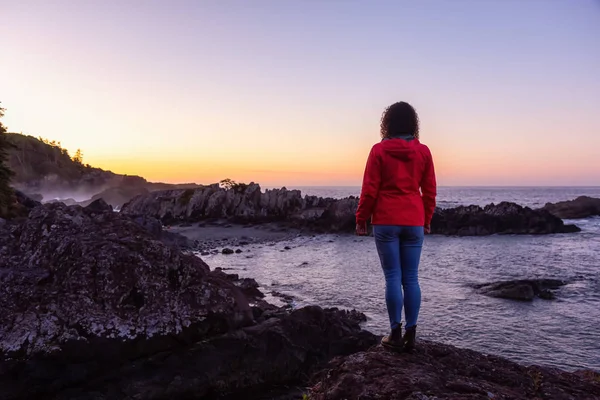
[373,225,424,330]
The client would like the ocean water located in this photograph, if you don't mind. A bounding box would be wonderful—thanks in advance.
[200,187,600,372]
[288,185,600,209]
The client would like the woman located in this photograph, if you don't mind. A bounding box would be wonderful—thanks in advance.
[355,101,436,352]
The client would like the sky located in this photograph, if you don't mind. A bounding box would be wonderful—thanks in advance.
[1,0,599,186]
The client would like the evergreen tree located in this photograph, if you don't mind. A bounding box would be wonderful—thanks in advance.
[73,148,84,164]
[0,103,15,217]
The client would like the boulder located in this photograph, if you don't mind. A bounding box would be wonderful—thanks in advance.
[131,214,193,249]
[431,202,580,236]
[543,196,600,219]
[83,198,112,213]
[473,279,566,301]
[0,202,254,399]
[212,268,265,301]
[309,342,600,400]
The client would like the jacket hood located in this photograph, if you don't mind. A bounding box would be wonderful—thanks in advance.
[380,137,419,160]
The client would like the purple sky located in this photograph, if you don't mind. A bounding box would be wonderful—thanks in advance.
[1,0,599,185]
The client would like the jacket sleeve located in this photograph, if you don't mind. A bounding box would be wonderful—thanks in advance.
[356,145,381,225]
[421,147,437,225]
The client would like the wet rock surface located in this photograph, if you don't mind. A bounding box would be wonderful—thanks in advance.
[543,196,600,219]
[122,185,580,236]
[309,343,600,400]
[473,279,567,301]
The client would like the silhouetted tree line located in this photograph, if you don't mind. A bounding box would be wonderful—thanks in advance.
[6,131,94,185]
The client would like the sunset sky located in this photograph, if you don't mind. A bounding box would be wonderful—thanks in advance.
[1,0,599,186]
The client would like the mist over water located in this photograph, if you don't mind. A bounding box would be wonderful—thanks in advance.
[201,187,600,372]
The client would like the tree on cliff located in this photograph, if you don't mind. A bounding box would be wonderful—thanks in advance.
[0,104,16,216]
[73,148,84,164]
[219,178,248,192]
[219,178,237,190]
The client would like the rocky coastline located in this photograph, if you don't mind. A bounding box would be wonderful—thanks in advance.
[120,183,582,237]
[1,199,599,399]
[543,196,600,219]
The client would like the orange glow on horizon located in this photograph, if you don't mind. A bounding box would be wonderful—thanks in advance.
[1,1,599,187]
[86,147,599,188]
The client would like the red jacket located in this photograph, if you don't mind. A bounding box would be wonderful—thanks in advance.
[356,138,437,227]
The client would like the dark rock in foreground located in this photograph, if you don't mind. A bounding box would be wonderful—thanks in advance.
[309,343,600,400]
[543,196,600,219]
[0,202,253,393]
[121,184,581,236]
[431,202,580,236]
[213,267,265,301]
[131,213,193,249]
[0,202,376,399]
[473,279,567,301]
[82,197,113,213]
[50,306,376,400]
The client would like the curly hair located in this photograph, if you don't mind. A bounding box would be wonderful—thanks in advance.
[380,102,420,140]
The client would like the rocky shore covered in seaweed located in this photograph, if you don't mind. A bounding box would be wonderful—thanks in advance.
[1,197,598,399]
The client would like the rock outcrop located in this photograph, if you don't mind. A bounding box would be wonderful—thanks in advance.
[473,279,567,301]
[543,196,600,219]
[0,201,253,355]
[131,213,194,249]
[79,185,150,209]
[0,202,376,399]
[309,343,600,400]
[122,185,581,235]
[46,306,376,400]
[431,202,580,235]
[121,183,356,232]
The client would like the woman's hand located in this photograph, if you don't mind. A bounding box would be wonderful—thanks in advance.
[424,224,431,234]
[356,222,368,236]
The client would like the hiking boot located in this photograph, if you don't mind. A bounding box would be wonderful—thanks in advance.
[381,324,403,352]
[402,325,417,352]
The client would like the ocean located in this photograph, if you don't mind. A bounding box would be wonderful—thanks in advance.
[201,187,600,372]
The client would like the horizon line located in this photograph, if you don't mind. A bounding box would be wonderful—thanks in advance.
[265,185,600,188]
